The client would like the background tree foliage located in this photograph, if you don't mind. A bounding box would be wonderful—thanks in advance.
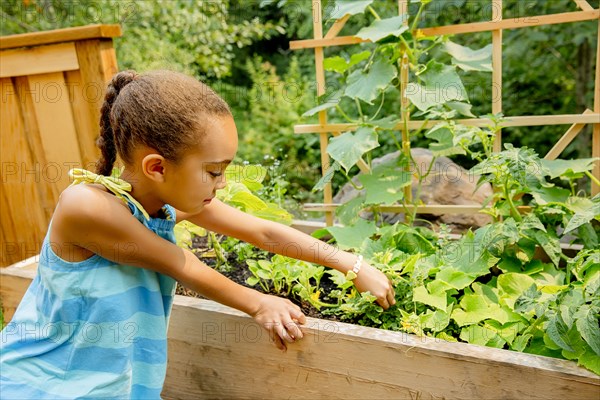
[1,0,597,202]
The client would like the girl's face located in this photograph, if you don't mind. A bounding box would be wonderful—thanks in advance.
[162,115,238,214]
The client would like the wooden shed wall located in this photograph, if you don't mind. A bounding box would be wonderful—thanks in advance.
[0,25,121,266]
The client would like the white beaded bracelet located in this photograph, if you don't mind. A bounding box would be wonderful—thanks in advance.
[352,255,363,275]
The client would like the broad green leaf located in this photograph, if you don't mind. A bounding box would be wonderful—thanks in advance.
[485,320,526,345]
[436,331,458,342]
[229,191,267,211]
[512,333,533,352]
[225,164,266,192]
[530,186,571,205]
[444,41,493,72]
[302,89,343,117]
[497,256,522,273]
[413,285,447,310]
[355,15,409,42]
[574,305,600,356]
[546,313,575,352]
[514,284,541,315]
[520,213,546,233]
[459,324,501,346]
[358,162,411,205]
[327,127,379,172]
[410,61,468,111]
[324,56,350,74]
[425,124,466,157]
[578,223,599,250]
[313,161,341,192]
[367,115,401,130]
[564,202,600,234]
[344,60,397,104]
[497,273,537,309]
[578,349,600,375]
[336,195,366,226]
[246,276,260,286]
[436,267,475,290]
[443,231,498,276]
[419,308,450,332]
[452,294,516,326]
[329,0,373,20]
[540,158,597,179]
[349,51,371,67]
[446,101,476,117]
[532,230,562,267]
[251,203,293,225]
[326,218,377,251]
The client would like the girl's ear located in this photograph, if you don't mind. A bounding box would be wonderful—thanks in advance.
[141,153,166,182]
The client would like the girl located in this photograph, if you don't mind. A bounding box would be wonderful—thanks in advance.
[1,70,395,399]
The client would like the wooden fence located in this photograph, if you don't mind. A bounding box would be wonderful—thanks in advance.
[290,0,600,226]
[0,24,121,267]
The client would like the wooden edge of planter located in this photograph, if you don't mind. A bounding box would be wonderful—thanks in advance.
[1,258,598,399]
[0,24,122,50]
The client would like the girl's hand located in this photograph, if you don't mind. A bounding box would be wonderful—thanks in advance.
[353,263,396,309]
[250,294,306,351]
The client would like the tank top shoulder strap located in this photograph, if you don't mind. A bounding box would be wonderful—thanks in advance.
[68,168,151,221]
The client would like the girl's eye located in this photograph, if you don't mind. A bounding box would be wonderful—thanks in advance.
[209,172,223,178]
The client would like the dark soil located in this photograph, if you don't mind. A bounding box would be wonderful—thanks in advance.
[175,235,341,321]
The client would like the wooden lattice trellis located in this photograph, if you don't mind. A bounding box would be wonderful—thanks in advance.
[289,0,600,226]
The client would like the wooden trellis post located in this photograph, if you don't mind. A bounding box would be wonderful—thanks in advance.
[291,1,600,219]
[311,0,334,226]
[492,0,503,153]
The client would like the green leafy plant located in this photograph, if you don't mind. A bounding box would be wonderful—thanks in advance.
[303,0,496,225]
[175,164,294,270]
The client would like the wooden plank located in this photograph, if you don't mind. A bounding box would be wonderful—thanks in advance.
[2,262,597,399]
[294,113,600,134]
[27,72,82,192]
[163,297,598,400]
[0,78,47,266]
[13,76,57,221]
[69,39,119,169]
[302,203,532,215]
[0,42,79,78]
[75,40,118,159]
[289,35,364,50]
[64,70,100,170]
[324,14,350,39]
[492,0,503,153]
[593,20,600,196]
[0,24,122,50]
[312,0,334,227]
[398,0,408,17]
[289,11,600,50]
[573,0,595,12]
[420,10,600,36]
[400,53,411,202]
[0,257,37,319]
[544,110,594,160]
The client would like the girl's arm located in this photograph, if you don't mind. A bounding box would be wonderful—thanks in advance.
[179,199,396,309]
[54,185,304,351]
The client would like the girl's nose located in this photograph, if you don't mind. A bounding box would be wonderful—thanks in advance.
[215,175,227,190]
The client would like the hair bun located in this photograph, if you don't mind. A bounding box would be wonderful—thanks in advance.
[109,70,138,94]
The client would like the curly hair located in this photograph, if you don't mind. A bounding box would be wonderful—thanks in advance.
[96,70,231,176]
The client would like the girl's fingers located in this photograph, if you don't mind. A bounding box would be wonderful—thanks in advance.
[268,325,286,351]
[379,297,390,310]
[284,319,304,341]
[291,307,307,325]
[387,286,396,307]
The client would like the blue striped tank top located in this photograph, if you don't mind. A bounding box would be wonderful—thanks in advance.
[1,193,178,399]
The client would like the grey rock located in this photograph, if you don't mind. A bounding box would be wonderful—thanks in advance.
[333,148,493,231]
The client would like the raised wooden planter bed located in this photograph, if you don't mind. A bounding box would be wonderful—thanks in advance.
[1,257,598,399]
